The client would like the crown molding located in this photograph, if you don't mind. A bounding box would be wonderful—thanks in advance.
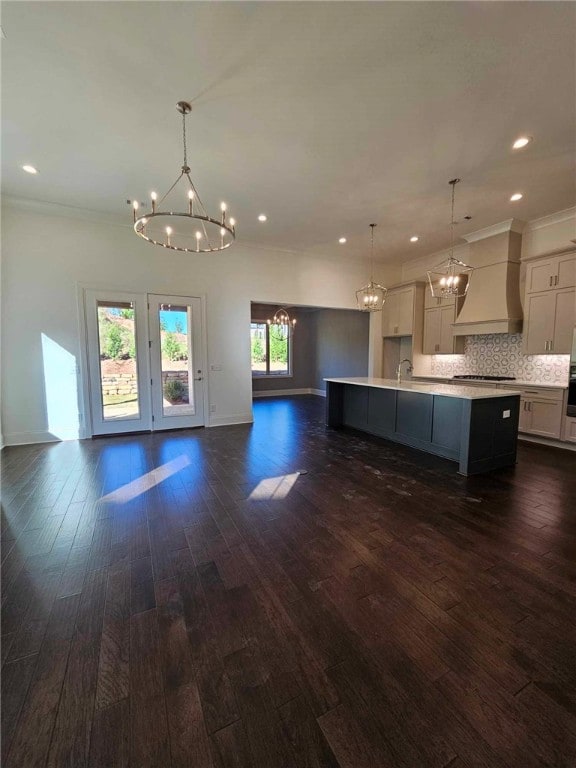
[524,206,576,232]
[1,195,353,262]
[462,218,526,243]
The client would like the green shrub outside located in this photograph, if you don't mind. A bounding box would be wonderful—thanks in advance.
[164,378,186,403]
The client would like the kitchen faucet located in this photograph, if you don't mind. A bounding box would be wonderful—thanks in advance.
[397,358,413,383]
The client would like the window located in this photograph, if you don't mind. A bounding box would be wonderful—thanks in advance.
[251,321,291,376]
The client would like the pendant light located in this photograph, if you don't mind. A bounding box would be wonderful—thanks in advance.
[131,101,236,253]
[267,308,296,342]
[356,224,387,312]
[427,179,473,299]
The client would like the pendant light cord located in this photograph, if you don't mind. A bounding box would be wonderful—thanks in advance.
[370,223,376,282]
[449,178,460,261]
[182,110,188,169]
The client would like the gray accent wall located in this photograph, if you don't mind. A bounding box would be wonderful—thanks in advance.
[313,309,370,392]
[251,305,316,393]
[250,304,369,395]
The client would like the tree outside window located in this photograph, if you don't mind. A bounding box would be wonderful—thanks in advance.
[251,321,290,375]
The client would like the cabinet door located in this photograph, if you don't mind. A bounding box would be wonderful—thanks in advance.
[551,289,575,353]
[382,292,398,337]
[439,305,457,353]
[424,291,455,310]
[423,308,441,354]
[525,399,563,439]
[555,254,576,290]
[518,399,531,432]
[526,258,556,293]
[397,288,414,335]
[523,292,556,354]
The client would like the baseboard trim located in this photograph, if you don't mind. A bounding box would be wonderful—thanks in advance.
[3,430,79,446]
[208,413,253,427]
[253,388,326,398]
[518,434,576,452]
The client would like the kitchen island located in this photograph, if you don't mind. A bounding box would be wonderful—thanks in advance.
[325,377,522,475]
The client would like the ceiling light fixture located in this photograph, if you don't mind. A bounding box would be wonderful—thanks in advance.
[510,192,523,202]
[410,236,419,243]
[258,214,267,222]
[131,101,235,253]
[356,224,387,312]
[427,178,473,300]
[512,136,532,150]
[22,164,38,174]
[267,307,296,342]
[339,237,347,244]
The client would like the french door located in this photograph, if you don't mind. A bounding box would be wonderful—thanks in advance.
[84,290,205,435]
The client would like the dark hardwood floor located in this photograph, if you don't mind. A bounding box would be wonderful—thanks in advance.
[2,394,576,767]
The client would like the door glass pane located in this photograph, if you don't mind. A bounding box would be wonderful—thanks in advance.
[269,325,289,375]
[97,301,140,420]
[159,304,194,416]
[251,322,267,374]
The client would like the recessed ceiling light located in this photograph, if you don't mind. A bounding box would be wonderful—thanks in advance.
[258,214,267,222]
[512,136,532,150]
[22,164,38,174]
[510,193,523,202]
[338,237,347,244]
[410,236,419,243]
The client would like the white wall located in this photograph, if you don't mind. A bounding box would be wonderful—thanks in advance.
[1,200,396,445]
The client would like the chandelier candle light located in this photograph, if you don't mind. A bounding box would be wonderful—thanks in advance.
[267,308,296,342]
[356,223,387,312]
[131,101,236,253]
[427,178,473,299]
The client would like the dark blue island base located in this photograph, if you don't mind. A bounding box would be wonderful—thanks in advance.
[326,381,521,476]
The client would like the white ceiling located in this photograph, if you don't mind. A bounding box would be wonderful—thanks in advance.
[2,1,575,263]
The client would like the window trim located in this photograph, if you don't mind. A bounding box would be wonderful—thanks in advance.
[250,319,293,378]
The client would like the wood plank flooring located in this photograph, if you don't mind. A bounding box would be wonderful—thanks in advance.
[2,394,576,767]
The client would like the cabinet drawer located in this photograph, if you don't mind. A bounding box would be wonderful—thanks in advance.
[517,387,565,401]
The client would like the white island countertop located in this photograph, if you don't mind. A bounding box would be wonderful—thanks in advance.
[324,377,522,400]
[412,375,568,389]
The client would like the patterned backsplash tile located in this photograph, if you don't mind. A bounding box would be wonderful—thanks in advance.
[430,333,570,384]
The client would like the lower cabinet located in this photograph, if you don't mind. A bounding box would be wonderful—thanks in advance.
[562,416,576,443]
[515,388,565,439]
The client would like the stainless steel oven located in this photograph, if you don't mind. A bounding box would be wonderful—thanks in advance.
[568,327,576,417]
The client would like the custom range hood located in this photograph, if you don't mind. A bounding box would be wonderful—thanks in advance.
[452,220,525,336]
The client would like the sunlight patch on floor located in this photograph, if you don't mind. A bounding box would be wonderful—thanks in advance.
[248,472,300,501]
[99,454,191,503]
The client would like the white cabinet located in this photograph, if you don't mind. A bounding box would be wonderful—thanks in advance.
[562,416,576,443]
[500,384,565,439]
[523,288,575,354]
[423,303,465,355]
[525,252,576,293]
[382,285,417,337]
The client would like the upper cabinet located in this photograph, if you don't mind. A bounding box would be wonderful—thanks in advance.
[423,297,465,355]
[523,252,576,355]
[525,252,576,293]
[382,285,419,337]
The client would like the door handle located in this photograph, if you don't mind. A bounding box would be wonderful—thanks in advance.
[194,376,203,381]
[554,275,558,286]
[549,275,553,287]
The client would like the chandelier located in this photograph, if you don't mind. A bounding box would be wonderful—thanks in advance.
[267,308,296,342]
[427,179,473,299]
[356,224,387,312]
[132,101,236,253]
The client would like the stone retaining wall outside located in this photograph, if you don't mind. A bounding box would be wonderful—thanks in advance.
[101,370,188,396]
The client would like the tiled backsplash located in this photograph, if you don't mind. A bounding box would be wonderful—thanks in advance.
[430,333,570,384]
